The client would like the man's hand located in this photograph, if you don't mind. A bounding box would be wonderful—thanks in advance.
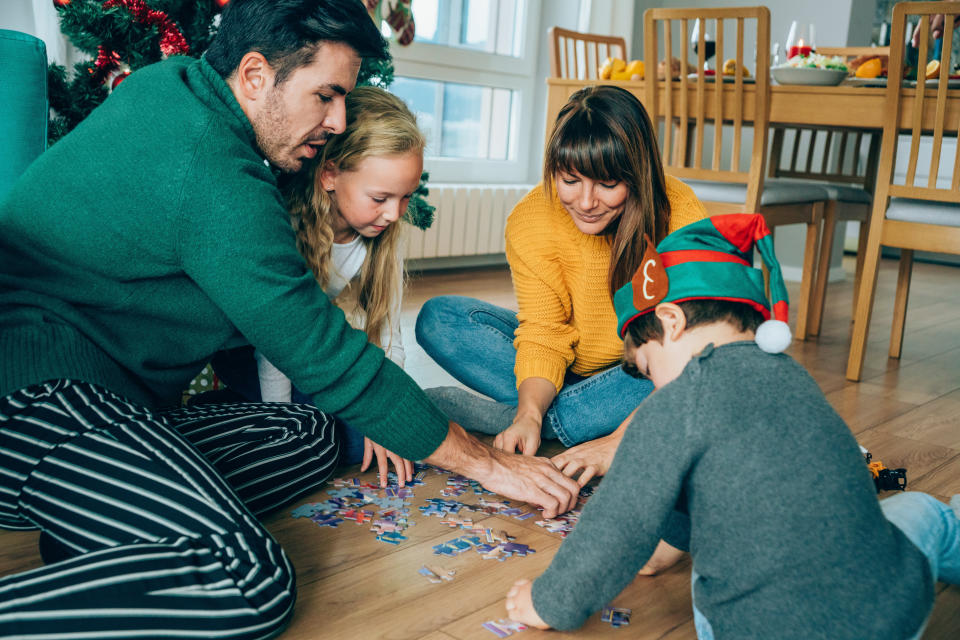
[493,414,541,455]
[505,579,550,629]
[360,437,413,488]
[425,422,579,518]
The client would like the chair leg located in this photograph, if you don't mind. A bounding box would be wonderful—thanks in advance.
[889,249,914,359]
[808,200,837,338]
[846,222,885,382]
[852,219,869,320]
[794,203,823,342]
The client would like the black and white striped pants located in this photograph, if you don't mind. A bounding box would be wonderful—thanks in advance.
[0,379,339,639]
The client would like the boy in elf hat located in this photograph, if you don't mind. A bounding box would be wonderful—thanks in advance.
[503,213,960,638]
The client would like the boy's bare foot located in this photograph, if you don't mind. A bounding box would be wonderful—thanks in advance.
[637,539,686,576]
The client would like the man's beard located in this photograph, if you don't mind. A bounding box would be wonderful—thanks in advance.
[253,90,301,173]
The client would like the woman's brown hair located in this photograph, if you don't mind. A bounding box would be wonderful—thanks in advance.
[543,85,671,297]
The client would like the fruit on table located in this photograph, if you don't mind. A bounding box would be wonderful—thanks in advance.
[657,56,698,79]
[602,58,645,81]
[625,59,645,79]
[599,57,626,80]
[721,58,751,77]
[855,57,883,79]
[926,59,941,79]
[849,54,887,77]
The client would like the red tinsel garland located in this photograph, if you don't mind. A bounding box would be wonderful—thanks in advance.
[91,0,190,82]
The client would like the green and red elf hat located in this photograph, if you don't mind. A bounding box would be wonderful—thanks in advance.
[614,213,792,353]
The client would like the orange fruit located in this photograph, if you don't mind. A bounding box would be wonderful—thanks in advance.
[624,59,645,79]
[855,57,882,79]
[926,59,941,80]
[599,57,626,80]
[722,58,751,77]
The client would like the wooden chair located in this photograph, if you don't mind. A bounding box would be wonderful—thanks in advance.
[548,26,627,80]
[769,47,890,336]
[846,2,960,381]
[643,6,826,340]
[767,126,882,336]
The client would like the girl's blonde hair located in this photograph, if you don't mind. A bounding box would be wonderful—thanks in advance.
[287,85,424,349]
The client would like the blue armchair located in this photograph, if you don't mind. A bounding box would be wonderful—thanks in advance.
[0,29,48,203]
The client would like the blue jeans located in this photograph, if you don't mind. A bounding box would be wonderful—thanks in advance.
[415,295,654,446]
[210,347,366,465]
[692,492,960,639]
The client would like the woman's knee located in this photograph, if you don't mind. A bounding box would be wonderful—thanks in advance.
[415,296,465,353]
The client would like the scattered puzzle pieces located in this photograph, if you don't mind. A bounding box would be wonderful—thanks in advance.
[601,606,632,628]
[418,564,456,583]
[482,619,527,637]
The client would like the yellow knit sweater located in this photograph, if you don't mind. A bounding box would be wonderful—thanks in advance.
[505,175,708,390]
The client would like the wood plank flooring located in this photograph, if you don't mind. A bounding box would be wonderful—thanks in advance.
[1,255,958,638]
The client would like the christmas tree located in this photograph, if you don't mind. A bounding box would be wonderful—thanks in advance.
[48,0,433,229]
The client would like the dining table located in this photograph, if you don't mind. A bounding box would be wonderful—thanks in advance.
[545,76,960,133]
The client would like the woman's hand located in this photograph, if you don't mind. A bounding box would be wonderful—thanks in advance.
[550,430,623,486]
[493,414,542,455]
[360,437,413,488]
[551,406,638,485]
[505,579,551,629]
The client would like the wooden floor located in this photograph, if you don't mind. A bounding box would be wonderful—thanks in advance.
[1,255,959,638]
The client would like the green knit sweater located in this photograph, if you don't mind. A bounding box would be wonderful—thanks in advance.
[0,56,447,460]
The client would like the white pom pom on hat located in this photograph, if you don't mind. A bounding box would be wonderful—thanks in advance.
[755,319,792,353]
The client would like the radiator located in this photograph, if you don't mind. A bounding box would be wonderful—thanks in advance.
[404,184,534,261]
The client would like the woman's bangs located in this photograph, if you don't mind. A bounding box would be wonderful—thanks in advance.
[553,121,626,183]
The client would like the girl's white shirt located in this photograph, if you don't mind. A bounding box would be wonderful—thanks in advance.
[255,233,405,402]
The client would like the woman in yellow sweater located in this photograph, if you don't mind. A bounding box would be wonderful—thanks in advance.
[416,86,708,456]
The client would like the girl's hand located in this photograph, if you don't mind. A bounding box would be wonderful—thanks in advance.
[505,579,550,629]
[493,415,542,455]
[360,437,413,488]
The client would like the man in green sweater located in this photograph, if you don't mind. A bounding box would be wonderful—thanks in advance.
[0,1,577,637]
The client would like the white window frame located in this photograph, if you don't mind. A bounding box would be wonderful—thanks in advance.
[388,0,543,183]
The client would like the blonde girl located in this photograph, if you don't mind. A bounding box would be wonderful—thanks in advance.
[220,85,425,484]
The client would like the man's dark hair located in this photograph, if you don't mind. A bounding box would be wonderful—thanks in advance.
[624,299,765,357]
[205,0,389,85]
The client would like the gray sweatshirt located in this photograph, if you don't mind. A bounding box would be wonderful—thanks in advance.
[532,342,932,637]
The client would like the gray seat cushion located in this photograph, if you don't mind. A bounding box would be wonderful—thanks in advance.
[684,179,829,206]
[777,179,871,204]
[886,198,960,227]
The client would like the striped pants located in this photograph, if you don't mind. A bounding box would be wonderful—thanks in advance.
[0,379,339,639]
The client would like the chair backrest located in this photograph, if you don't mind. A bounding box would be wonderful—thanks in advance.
[768,125,882,188]
[0,29,48,203]
[643,7,771,212]
[548,26,627,80]
[768,47,888,191]
[875,2,960,204]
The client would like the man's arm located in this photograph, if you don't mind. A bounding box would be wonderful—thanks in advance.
[425,422,580,519]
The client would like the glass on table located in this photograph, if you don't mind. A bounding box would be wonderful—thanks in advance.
[786,21,816,59]
[691,18,717,71]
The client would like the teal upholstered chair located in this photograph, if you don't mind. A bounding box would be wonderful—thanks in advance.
[0,29,48,203]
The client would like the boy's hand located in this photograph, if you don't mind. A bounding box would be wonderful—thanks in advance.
[493,415,541,455]
[505,579,550,629]
[360,437,413,488]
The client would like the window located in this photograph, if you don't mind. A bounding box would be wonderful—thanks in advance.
[384,0,541,183]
